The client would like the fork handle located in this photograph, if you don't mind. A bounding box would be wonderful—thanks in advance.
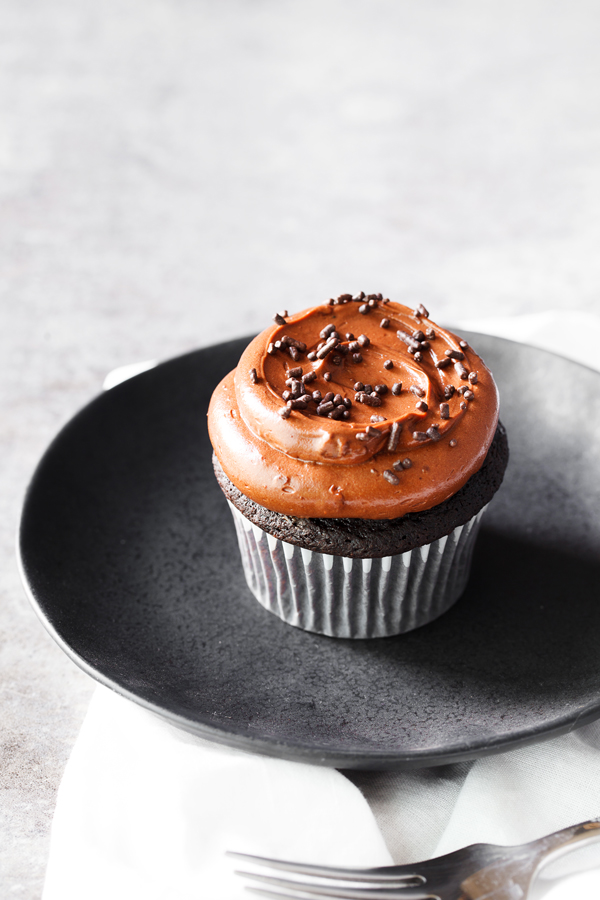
[461,819,600,900]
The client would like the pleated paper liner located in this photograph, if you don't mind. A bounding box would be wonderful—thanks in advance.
[228,501,487,638]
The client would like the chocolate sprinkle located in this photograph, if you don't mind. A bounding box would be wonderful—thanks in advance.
[415,304,429,318]
[445,349,465,360]
[331,355,342,366]
[334,394,343,406]
[353,381,365,392]
[459,340,469,350]
[444,385,456,399]
[368,298,377,308]
[307,351,317,361]
[312,390,322,402]
[402,458,412,469]
[427,424,442,442]
[425,328,435,340]
[330,407,345,420]
[279,406,291,418]
[383,359,394,369]
[358,304,369,314]
[416,400,428,412]
[249,367,258,384]
[387,421,402,452]
[364,384,373,393]
[288,347,300,361]
[440,402,450,419]
[374,384,388,394]
[353,292,365,302]
[391,382,402,395]
[413,431,428,441]
[282,390,291,401]
[302,371,316,384]
[435,358,451,369]
[380,318,390,329]
[383,470,400,485]
[273,313,287,326]
[464,390,475,401]
[412,330,425,341]
[455,362,469,380]
[355,393,381,407]
[410,385,425,398]
[371,415,386,423]
[323,392,335,402]
[397,330,421,351]
[460,400,467,410]
[352,353,363,363]
[320,324,336,339]
[449,439,457,447]
[355,432,369,441]
[288,367,302,377]
[349,341,360,351]
[414,351,423,361]
[318,401,335,415]
[468,371,478,384]
[267,343,276,355]
[346,333,355,340]
[316,338,338,360]
[357,334,370,347]
[324,372,332,381]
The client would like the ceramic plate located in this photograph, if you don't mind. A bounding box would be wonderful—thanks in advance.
[18,333,600,769]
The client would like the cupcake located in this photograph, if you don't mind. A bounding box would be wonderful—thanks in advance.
[208,294,508,638]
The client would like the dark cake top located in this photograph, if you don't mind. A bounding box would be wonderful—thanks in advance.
[208,295,500,519]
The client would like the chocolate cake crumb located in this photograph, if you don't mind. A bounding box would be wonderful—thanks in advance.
[213,423,509,558]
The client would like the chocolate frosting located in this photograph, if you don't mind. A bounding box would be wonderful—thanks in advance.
[208,300,500,519]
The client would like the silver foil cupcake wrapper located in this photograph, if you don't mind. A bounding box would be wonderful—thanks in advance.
[228,502,487,638]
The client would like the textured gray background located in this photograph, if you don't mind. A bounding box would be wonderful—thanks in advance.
[2,0,600,895]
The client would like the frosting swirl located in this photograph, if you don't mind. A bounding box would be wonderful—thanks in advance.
[208,299,499,519]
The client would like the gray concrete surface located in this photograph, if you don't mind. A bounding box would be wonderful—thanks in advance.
[2,0,600,895]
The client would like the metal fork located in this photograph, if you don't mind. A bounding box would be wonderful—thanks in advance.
[228,818,600,899]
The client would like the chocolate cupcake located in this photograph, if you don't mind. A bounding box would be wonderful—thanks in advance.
[208,296,508,638]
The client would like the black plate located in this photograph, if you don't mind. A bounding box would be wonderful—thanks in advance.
[18,334,600,769]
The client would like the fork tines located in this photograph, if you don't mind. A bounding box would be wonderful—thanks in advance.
[227,851,435,900]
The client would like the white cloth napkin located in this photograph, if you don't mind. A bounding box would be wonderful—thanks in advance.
[43,312,600,900]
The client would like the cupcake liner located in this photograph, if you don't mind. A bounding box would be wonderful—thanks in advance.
[228,501,487,638]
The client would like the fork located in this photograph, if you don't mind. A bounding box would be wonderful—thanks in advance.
[228,818,600,899]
